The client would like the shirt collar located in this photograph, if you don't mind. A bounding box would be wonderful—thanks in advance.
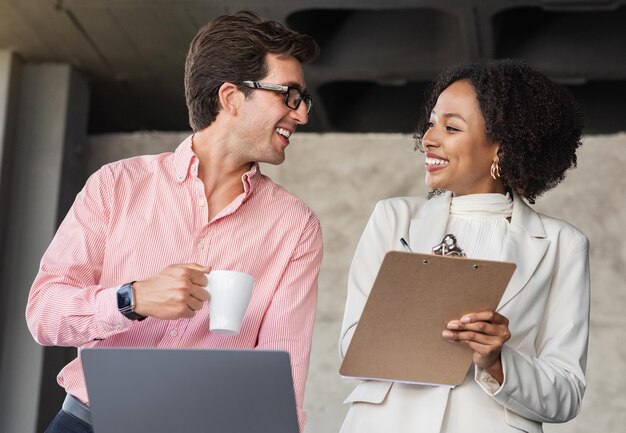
[173,135,196,183]
[172,135,263,195]
[242,163,261,195]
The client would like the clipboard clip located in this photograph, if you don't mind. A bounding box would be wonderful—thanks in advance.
[432,234,466,257]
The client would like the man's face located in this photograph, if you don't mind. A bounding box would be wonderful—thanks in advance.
[234,53,309,165]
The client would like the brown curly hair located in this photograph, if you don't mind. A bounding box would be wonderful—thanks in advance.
[185,10,319,132]
[415,59,583,203]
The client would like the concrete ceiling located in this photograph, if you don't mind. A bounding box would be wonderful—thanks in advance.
[1,0,625,134]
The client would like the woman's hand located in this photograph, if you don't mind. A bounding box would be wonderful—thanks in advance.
[442,311,511,384]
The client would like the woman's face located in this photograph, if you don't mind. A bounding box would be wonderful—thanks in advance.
[421,80,504,196]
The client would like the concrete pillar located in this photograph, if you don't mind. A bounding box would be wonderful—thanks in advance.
[0,60,89,433]
[0,50,21,384]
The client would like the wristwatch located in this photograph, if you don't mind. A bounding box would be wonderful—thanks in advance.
[117,282,146,321]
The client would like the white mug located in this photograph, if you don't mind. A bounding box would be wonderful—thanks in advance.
[204,270,254,335]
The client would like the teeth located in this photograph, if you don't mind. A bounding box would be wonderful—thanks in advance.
[425,157,449,166]
[276,128,291,138]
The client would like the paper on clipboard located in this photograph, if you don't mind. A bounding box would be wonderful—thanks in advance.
[339,251,516,387]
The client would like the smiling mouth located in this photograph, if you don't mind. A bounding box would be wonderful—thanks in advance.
[276,127,291,139]
[425,157,449,166]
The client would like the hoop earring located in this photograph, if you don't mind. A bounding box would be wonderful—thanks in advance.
[490,160,501,180]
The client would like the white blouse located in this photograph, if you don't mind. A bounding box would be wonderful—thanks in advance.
[445,193,513,261]
[442,192,514,433]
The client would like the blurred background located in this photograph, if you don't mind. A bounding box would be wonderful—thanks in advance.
[1,1,625,432]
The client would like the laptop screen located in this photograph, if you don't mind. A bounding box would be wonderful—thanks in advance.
[82,348,299,433]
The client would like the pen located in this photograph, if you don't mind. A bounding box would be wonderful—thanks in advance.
[400,238,413,253]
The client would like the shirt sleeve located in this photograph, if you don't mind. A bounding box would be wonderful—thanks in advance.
[475,234,590,423]
[25,165,134,347]
[255,212,323,432]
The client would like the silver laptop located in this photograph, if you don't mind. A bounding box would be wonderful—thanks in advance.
[81,348,299,433]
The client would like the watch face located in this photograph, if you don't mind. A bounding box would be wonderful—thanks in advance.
[117,284,133,311]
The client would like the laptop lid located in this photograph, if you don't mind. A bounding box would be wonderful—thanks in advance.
[81,348,299,433]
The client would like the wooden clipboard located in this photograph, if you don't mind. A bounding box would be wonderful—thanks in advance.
[340,251,516,387]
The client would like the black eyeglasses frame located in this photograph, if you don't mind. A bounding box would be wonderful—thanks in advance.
[241,81,313,114]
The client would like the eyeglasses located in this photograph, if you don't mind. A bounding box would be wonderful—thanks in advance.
[241,81,313,114]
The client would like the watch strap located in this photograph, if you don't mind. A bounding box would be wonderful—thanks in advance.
[117,282,146,321]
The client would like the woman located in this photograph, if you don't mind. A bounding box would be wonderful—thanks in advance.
[339,59,589,433]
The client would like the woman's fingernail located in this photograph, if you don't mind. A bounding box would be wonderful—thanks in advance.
[447,322,460,330]
[461,316,471,323]
[442,330,453,338]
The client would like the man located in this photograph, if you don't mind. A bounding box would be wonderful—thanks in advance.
[26,11,322,433]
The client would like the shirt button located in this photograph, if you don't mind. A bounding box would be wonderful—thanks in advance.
[197,241,205,250]
[170,329,178,337]
[115,325,123,331]
[199,199,206,207]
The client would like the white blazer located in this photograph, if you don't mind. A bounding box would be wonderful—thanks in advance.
[340,192,590,433]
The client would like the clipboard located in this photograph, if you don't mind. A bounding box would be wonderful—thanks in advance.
[340,251,516,387]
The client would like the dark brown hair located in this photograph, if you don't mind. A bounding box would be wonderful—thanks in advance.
[184,10,319,132]
[415,59,583,203]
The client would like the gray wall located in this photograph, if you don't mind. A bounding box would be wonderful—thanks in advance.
[86,131,625,433]
[0,60,89,433]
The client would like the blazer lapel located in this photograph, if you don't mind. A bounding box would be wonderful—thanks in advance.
[498,194,550,309]
[407,192,452,253]
[406,192,549,309]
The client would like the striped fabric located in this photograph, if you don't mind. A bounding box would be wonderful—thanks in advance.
[26,135,323,431]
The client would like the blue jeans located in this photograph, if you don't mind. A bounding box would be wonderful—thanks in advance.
[44,410,93,433]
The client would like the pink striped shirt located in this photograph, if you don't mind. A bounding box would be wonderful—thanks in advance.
[26,135,323,430]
